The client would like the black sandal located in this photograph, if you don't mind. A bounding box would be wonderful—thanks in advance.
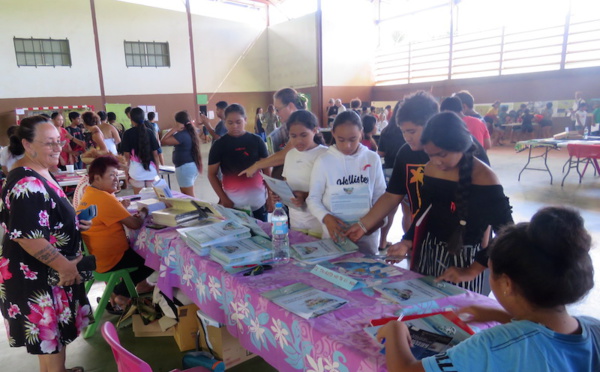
[97,297,124,316]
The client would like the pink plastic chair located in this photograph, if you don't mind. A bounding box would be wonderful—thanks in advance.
[101,322,211,372]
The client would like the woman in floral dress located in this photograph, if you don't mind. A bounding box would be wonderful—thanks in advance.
[0,116,93,372]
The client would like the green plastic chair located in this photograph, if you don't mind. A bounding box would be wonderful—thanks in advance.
[82,243,139,338]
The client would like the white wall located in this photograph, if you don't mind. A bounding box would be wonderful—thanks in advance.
[321,0,376,86]
[0,0,100,98]
[95,0,193,96]
[267,14,317,90]
[192,15,269,93]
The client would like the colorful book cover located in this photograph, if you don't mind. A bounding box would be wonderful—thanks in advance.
[210,236,273,264]
[374,276,466,306]
[290,238,358,264]
[310,257,403,291]
[177,221,251,256]
[261,283,348,320]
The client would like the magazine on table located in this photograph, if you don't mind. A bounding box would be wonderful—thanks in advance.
[210,236,274,265]
[310,257,403,291]
[214,204,270,239]
[365,311,474,359]
[177,220,251,256]
[261,174,300,210]
[261,283,348,320]
[374,276,466,306]
[290,238,359,264]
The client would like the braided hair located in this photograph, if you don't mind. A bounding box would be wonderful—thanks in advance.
[420,111,474,254]
[174,111,202,172]
[130,107,153,171]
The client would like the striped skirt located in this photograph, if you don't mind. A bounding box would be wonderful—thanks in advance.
[415,232,485,294]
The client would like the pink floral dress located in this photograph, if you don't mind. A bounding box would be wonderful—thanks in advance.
[0,167,93,354]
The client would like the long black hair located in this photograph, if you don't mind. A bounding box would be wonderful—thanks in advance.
[175,111,202,172]
[420,111,474,254]
[286,110,324,145]
[130,107,153,171]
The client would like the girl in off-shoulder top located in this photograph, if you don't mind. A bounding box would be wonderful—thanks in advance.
[388,112,513,293]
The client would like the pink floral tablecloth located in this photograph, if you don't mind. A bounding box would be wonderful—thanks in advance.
[131,222,500,372]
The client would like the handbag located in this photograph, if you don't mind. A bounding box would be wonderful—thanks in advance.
[47,255,96,286]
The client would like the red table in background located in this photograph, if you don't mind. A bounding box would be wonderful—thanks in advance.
[561,143,600,186]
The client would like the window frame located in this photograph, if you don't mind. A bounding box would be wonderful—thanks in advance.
[13,37,72,67]
[123,40,170,68]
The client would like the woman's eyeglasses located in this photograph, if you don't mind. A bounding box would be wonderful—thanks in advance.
[36,140,67,149]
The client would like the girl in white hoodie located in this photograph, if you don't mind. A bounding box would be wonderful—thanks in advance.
[307,111,386,254]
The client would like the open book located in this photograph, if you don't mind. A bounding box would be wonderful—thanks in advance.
[213,204,270,239]
[262,283,348,320]
[374,276,466,306]
[290,238,358,264]
[262,174,299,210]
[365,312,474,359]
[177,220,251,256]
[151,198,223,227]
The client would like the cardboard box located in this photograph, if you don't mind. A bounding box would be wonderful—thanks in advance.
[173,304,200,351]
[132,314,175,337]
[196,310,256,369]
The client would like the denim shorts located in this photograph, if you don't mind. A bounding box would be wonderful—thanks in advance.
[175,162,199,187]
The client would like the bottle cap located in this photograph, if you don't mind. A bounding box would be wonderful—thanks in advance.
[275,202,283,208]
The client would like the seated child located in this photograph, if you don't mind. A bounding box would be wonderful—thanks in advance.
[377,206,599,371]
[307,111,386,254]
[281,110,328,237]
[208,104,270,221]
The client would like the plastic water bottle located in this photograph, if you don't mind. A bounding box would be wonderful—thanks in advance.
[271,202,290,264]
[584,127,589,139]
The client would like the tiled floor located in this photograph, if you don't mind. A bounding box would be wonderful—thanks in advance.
[1,143,599,371]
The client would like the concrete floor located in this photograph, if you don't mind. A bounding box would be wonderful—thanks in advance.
[1,143,599,371]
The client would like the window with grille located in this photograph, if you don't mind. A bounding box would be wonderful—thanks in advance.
[124,41,170,67]
[14,37,71,67]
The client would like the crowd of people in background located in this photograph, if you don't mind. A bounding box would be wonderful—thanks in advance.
[0,87,598,372]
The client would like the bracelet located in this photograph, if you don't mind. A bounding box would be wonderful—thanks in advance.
[357,219,368,234]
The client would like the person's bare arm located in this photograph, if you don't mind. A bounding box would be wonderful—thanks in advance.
[160,128,180,146]
[199,114,221,141]
[120,209,146,230]
[15,238,81,286]
[111,125,121,145]
[92,130,108,152]
[377,322,425,372]
[483,137,492,150]
[239,142,292,177]
[208,163,234,208]
[152,150,160,169]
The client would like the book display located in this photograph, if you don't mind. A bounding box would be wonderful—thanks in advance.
[374,276,466,306]
[210,236,274,266]
[177,221,251,256]
[290,238,358,264]
[261,283,348,319]
[310,257,403,291]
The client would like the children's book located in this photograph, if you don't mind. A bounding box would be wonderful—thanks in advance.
[177,221,251,256]
[261,283,348,320]
[214,204,270,239]
[290,238,359,264]
[262,174,299,210]
[373,276,466,306]
[310,257,403,291]
[210,236,273,265]
[365,312,474,359]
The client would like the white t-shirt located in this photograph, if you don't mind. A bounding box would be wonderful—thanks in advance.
[282,145,328,235]
[0,147,23,172]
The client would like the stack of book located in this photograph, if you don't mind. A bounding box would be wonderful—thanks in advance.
[262,283,348,319]
[373,276,466,306]
[177,220,251,256]
[311,257,403,291]
[290,238,359,264]
[209,236,274,269]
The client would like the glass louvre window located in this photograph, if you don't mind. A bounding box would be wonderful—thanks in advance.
[124,41,170,67]
[14,37,71,67]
